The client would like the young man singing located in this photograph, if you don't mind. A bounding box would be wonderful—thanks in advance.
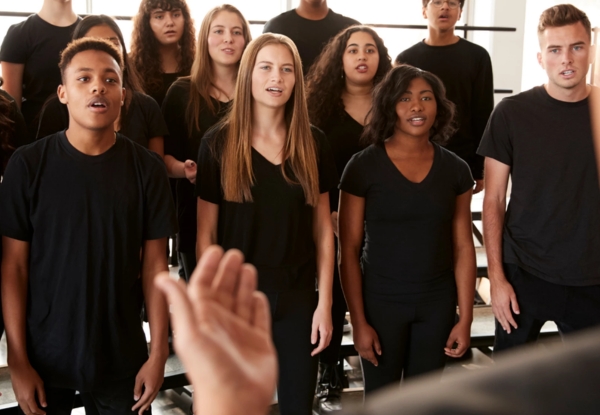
[0,38,177,414]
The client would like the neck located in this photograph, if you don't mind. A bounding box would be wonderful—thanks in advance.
[65,123,116,156]
[251,105,287,142]
[544,82,591,103]
[159,44,181,73]
[425,27,460,46]
[211,63,238,101]
[388,130,431,154]
[38,0,77,27]
[343,81,373,98]
[296,1,329,20]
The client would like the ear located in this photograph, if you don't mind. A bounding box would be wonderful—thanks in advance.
[57,84,68,104]
[423,6,428,20]
[589,44,596,66]
[537,52,544,70]
[121,87,126,106]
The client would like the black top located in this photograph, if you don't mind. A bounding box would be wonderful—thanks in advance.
[35,91,169,148]
[162,78,231,252]
[396,38,494,180]
[477,86,600,286]
[149,72,185,108]
[319,110,365,212]
[0,132,177,390]
[263,9,360,75]
[196,126,338,292]
[1,89,29,176]
[0,14,80,137]
[340,143,473,302]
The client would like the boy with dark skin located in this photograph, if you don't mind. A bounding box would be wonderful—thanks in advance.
[263,0,359,75]
[1,38,176,415]
[396,0,494,193]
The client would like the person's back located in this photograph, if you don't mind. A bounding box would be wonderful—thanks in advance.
[396,0,493,193]
[263,0,359,75]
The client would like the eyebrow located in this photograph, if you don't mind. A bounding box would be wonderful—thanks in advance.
[211,24,243,30]
[547,41,586,49]
[403,89,434,94]
[346,42,377,48]
[74,67,120,75]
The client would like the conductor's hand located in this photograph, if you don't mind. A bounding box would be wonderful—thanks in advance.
[490,273,520,333]
[155,246,277,415]
[353,321,381,367]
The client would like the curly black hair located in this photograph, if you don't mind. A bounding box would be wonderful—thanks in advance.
[130,0,196,95]
[362,64,456,146]
[306,25,392,128]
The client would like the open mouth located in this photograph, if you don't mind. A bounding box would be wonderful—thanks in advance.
[356,65,368,72]
[266,87,283,93]
[88,98,109,111]
[407,116,426,126]
[561,69,575,76]
[222,48,235,54]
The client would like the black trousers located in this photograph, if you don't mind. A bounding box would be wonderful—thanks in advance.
[266,290,318,415]
[361,294,456,395]
[494,263,600,354]
[17,375,149,415]
[179,251,197,282]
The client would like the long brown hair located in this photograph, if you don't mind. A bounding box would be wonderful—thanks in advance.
[219,33,319,206]
[306,26,391,128]
[187,4,251,133]
[130,0,196,94]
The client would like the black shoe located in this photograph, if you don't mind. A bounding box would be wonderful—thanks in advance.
[317,363,343,412]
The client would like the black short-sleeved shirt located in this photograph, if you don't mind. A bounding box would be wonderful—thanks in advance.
[196,126,338,292]
[35,91,168,148]
[0,14,80,136]
[1,89,30,175]
[263,9,360,75]
[148,72,185,108]
[340,143,473,303]
[0,132,177,390]
[162,78,231,252]
[319,110,365,212]
[477,86,600,286]
[396,39,494,180]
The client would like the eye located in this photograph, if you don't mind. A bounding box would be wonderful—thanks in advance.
[347,48,357,54]
[154,14,163,20]
[214,29,223,34]
[106,78,118,84]
[399,97,410,102]
[422,96,432,101]
[234,30,243,36]
[549,48,559,54]
[77,76,90,82]
[260,65,270,70]
[573,45,583,51]
[283,67,294,73]
[174,12,181,17]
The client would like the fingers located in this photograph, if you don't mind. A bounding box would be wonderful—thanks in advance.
[234,264,258,323]
[36,382,47,409]
[510,294,521,316]
[358,348,378,367]
[310,321,318,346]
[311,326,332,356]
[188,245,224,305]
[20,401,46,415]
[445,341,469,358]
[212,249,245,311]
[373,334,382,356]
[133,375,143,403]
[155,276,195,347]
[251,291,271,333]
[132,385,158,414]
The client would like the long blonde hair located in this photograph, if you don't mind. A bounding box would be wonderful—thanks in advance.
[219,33,319,206]
[187,4,251,132]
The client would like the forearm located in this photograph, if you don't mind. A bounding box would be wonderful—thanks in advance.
[453,246,476,324]
[148,137,164,159]
[196,199,219,260]
[339,248,367,325]
[164,154,186,178]
[314,194,334,308]
[1,244,30,365]
[142,239,170,363]
[482,196,507,281]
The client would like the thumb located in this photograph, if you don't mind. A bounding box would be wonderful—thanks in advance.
[311,322,318,345]
[511,295,520,314]
[373,334,382,355]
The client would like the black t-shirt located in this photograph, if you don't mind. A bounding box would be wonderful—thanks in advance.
[319,110,365,212]
[196,126,338,292]
[340,143,473,302]
[0,132,177,390]
[477,86,600,286]
[396,38,494,180]
[0,14,80,137]
[1,89,30,176]
[163,78,231,252]
[148,72,185,108]
[263,9,360,75]
[35,91,168,148]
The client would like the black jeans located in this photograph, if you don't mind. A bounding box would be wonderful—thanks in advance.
[179,251,197,282]
[362,294,456,395]
[266,290,318,415]
[17,375,149,415]
[494,263,600,354]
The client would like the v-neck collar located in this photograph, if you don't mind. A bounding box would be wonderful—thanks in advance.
[380,143,439,186]
[252,147,283,167]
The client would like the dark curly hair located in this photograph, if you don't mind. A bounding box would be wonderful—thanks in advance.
[130,0,196,96]
[362,64,456,146]
[306,25,392,128]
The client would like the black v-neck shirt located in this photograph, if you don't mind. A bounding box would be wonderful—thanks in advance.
[196,126,338,292]
[340,143,473,302]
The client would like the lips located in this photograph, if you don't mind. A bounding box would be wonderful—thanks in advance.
[88,97,109,112]
[222,48,235,54]
[560,69,575,76]
[407,115,427,126]
[266,87,283,96]
[356,64,368,73]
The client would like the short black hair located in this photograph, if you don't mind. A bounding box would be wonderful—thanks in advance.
[362,64,456,146]
[59,38,123,82]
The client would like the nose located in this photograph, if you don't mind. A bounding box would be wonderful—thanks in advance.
[91,81,106,94]
[562,49,574,65]
[165,12,174,26]
[410,99,423,111]
[357,50,367,61]
[223,30,233,43]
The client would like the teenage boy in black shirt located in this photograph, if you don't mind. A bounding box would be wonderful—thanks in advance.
[396,0,493,193]
[478,4,600,352]
[0,38,177,414]
[263,0,359,75]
